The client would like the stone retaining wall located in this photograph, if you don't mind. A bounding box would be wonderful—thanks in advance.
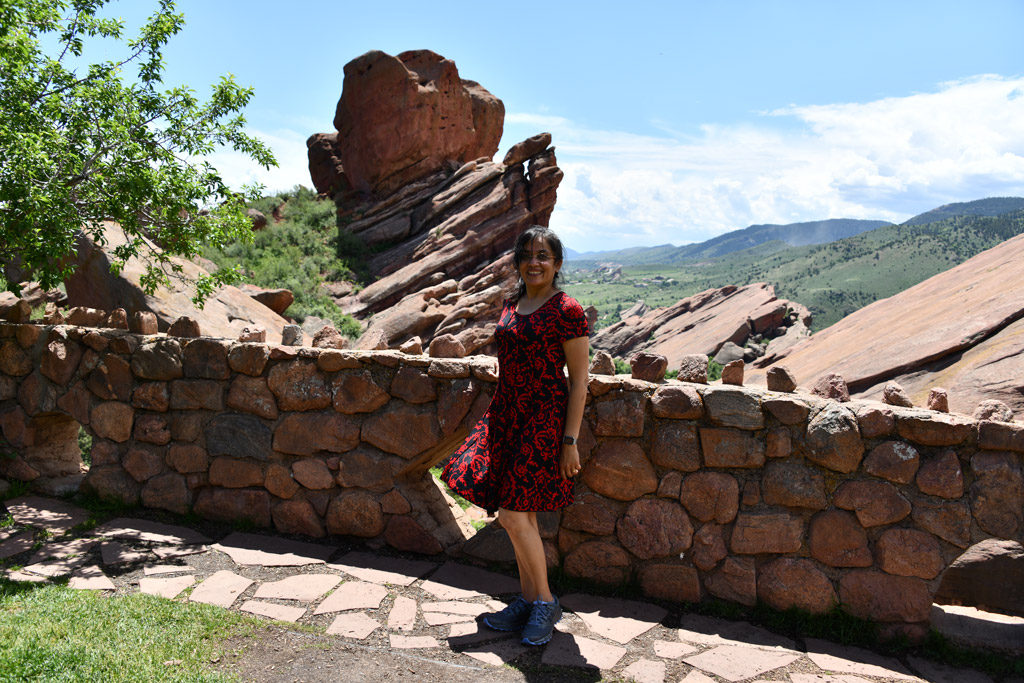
[2,321,1022,634]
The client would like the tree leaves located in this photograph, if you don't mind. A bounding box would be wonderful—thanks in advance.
[0,0,277,304]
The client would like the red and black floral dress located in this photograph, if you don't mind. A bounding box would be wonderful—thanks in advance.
[442,291,590,513]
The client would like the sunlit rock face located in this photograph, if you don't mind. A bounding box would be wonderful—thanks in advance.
[308,50,562,355]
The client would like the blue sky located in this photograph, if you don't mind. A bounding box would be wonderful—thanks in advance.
[98,0,1023,251]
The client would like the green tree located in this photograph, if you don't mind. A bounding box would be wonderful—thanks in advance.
[0,0,276,303]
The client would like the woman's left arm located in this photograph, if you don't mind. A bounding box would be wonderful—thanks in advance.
[560,335,590,480]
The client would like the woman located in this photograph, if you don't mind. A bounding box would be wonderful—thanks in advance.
[442,225,590,646]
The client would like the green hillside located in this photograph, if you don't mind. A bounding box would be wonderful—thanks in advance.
[569,218,891,268]
[563,209,1024,332]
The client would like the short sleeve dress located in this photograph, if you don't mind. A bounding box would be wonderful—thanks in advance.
[442,290,590,514]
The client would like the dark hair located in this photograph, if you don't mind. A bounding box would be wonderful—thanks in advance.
[511,225,564,300]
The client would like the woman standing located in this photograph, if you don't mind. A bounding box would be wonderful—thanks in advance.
[442,225,590,646]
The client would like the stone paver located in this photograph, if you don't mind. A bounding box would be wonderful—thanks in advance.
[6,496,89,532]
[212,532,333,566]
[94,518,210,546]
[1,497,1013,683]
[447,620,506,647]
[684,644,801,682]
[153,544,207,559]
[388,595,417,631]
[791,675,874,683]
[100,540,148,565]
[423,612,476,626]
[254,573,340,601]
[240,600,306,623]
[677,614,798,651]
[314,580,389,615]
[421,600,490,616]
[22,554,89,577]
[653,639,699,659]
[390,634,440,649]
[805,638,919,680]
[326,612,380,639]
[29,536,97,564]
[906,656,995,683]
[561,593,667,645]
[4,569,47,583]
[680,672,717,683]
[622,658,667,683]
[68,565,116,590]
[541,632,627,670]
[329,551,436,586]
[461,638,527,666]
[0,531,34,559]
[189,570,253,608]
[139,575,196,599]
[419,562,520,600]
[143,564,194,575]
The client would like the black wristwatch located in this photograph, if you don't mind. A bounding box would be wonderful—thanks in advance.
[563,435,577,446]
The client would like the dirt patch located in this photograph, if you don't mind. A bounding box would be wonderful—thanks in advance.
[213,625,601,682]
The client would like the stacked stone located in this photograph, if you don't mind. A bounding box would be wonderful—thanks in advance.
[0,321,498,556]
[2,319,1023,635]
[557,374,1023,639]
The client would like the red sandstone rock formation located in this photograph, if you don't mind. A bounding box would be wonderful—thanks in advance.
[308,50,561,354]
[591,283,810,369]
[749,232,1024,416]
[309,49,504,198]
[64,222,295,344]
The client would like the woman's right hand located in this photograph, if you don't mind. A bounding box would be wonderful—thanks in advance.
[560,444,581,480]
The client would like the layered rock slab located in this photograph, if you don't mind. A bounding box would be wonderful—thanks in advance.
[750,232,1024,415]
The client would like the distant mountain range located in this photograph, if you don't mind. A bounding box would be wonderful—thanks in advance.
[567,196,1024,266]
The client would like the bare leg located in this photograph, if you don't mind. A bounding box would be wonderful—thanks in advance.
[499,508,553,603]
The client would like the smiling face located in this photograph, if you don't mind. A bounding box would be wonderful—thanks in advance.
[517,236,561,293]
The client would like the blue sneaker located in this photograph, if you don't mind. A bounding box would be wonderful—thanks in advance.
[482,595,532,632]
[521,597,562,645]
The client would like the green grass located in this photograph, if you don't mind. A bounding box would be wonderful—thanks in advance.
[202,186,362,338]
[0,581,266,681]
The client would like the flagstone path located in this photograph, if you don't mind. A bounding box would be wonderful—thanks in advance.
[1,496,1020,682]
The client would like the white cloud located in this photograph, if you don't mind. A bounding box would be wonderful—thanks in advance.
[207,76,1024,253]
[515,75,1024,251]
[206,127,313,195]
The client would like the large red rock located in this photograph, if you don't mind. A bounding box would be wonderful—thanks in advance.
[593,283,807,369]
[581,439,657,501]
[332,50,503,196]
[839,570,932,623]
[705,557,756,606]
[272,499,326,538]
[563,541,632,585]
[875,528,943,579]
[750,233,1024,416]
[969,451,1024,538]
[66,222,293,344]
[616,498,693,559]
[679,471,739,523]
[384,515,443,555]
[267,361,331,412]
[834,480,911,527]
[690,523,727,571]
[757,558,837,614]
[273,413,360,456]
[730,512,803,554]
[326,490,385,537]
[361,404,441,459]
[640,563,701,603]
[809,510,872,567]
[934,539,1024,617]
[193,488,271,527]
